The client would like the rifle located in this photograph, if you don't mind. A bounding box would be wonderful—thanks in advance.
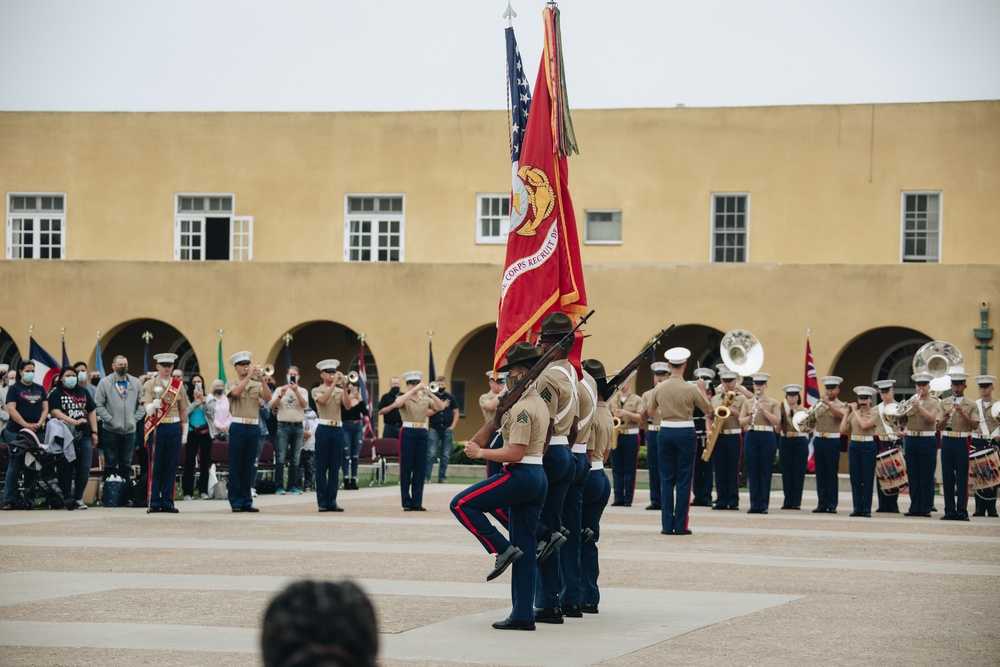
[469,309,596,448]
[600,324,675,401]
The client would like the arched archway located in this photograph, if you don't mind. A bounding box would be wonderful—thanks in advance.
[631,324,724,392]
[832,327,931,400]
[265,321,374,397]
[0,329,22,370]
[451,324,496,441]
[102,320,200,379]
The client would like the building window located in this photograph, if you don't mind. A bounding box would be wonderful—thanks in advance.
[901,192,940,263]
[173,193,252,261]
[711,194,748,263]
[585,210,622,244]
[476,194,509,244]
[874,339,927,400]
[6,193,66,259]
[345,195,404,262]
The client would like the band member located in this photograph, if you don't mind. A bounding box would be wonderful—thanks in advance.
[841,386,878,517]
[609,374,643,507]
[903,373,944,517]
[937,373,978,521]
[710,369,746,511]
[972,375,998,518]
[812,376,846,514]
[874,379,903,512]
[141,353,189,514]
[778,384,808,510]
[532,312,579,624]
[738,373,780,513]
[641,362,669,510]
[311,360,355,512]
[479,371,508,478]
[391,370,444,511]
[450,343,549,631]
[691,367,716,507]
[226,352,272,513]
[580,359,613,614]
[645,347,713,535]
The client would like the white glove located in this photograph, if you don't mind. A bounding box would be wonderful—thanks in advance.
[181,431,188,444]
[145,399,162,416]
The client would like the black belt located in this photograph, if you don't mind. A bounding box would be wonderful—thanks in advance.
[344,420,361,424]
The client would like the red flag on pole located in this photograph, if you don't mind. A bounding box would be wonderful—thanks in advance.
[804,336,820,473]
[495,5,587,371]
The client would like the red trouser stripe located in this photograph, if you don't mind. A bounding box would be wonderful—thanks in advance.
[453,470,511,553]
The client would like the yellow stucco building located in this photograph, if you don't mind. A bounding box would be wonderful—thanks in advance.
[1,101,998,444]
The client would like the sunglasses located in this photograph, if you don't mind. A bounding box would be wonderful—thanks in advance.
[236,361,251,366]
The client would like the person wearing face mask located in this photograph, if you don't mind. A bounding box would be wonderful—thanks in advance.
[49,366,99,510]
[94,355,146,484]
[377,377,403,439]
[73,361,95,401]
[206,379,232,439]
[0,364,10,434]
[3,361,49,510]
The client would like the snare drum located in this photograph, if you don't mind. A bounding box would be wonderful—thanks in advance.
[875,447,908,495]
[969,448,1000,498]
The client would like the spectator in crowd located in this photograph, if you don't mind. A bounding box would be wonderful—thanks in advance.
[49,365,98,510]
[208,379,232,440]
[0,364,10,433]
[301,406,318,492]
[377,377,402,438]
[341,381,369,490]
[183,374,213,500]
[261,579,379,667]
[94,356,145,483]
[426,376,459,484]
[73,361,96,400]
[3,367,15,388]
[270,366,308,495]
[3,360,49,510]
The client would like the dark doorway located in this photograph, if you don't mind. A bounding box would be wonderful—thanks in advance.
[206,217,230,260]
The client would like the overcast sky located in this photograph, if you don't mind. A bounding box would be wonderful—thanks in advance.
[1,0,998,112]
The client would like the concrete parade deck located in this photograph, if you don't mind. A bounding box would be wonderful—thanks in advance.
[0,483,998,666]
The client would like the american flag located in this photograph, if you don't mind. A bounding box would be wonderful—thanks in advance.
[358,341,375,439]
[506,26,531,166]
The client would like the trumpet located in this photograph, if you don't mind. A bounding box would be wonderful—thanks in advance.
[335,370,360,388]
[252,363,275,379]
[428,381,441,393]
[703,391,737,461]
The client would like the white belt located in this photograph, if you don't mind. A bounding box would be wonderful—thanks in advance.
[815,432,840,438]
[231,417,259,425]
[878,435,899,441]
[402,421,427,429]
[850,436,874,442]
[943,431,972,438]
[590,461,604,471]
[158,417,180,424]
[660,420,694,428]
[647,424,660,432]
[617,428,639,435]
[721,428,742,435]
[571,443,588,453]
[549,435,569,445]
[784,431,803,438]
[972,434,991,440]
[520,456,543,465]
[909,431,937,437]
[317,419,343,427]
[750,425,773,432]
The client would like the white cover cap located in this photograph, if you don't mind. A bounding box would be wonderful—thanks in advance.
[153,353,178,365]
[402,370,423,383]
[820,376,843,386]
[316,359,340,372]
[664,347,691,365]
[228,351,252,365]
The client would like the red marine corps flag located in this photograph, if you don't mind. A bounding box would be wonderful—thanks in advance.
[494,3,587,371]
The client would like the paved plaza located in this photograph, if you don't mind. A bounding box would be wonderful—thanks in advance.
[1,481,998,666]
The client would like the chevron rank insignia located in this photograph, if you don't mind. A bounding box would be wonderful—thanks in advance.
[540,387,552,403]
[516,409,529,424]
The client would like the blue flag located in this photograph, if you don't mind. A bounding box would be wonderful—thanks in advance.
[61,338,70,368]
[428,340,436,383]
[95,337,106,378]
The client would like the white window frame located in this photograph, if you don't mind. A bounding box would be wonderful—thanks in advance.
[710,193,750,263]
[173,193,252,261]
[476,193,510,245]
[6,192,67,260]
[899,191,942,263]
[343,194,405,263]
[584,209,623,245]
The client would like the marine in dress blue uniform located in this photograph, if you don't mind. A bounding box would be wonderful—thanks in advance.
[903,373,944,517]
[842,385,879,517]
[311,359,355,512]
[609,377,644,507]
[738,373,781,514]
[972,376,999,518]
[225,351,272,513]
[579,359,613,614]
[450,342,549,631]
[690,367,717,506]
[141,353,189,514]
[936,373,978,521]
[391,370,445,511]
[873,380,903,513]
[811,376,847,514]
[778,384,808,510]
[710,370,746,511]
[641,362,670,510]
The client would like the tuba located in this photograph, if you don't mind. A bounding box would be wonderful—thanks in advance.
[720,329,764,380]
[912,341,963,394]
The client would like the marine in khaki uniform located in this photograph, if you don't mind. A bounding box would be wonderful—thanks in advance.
[225,351,272,513]
[778,384,808,510]
[645,347,713,535]
[840,386,879,517]
[903,372,945,517]
[141,352,189,513]
[690,367,716,507]
[936,373,979,520]
[738,373,781,513]
[450,342,549,631]
[641,362,670,510]
[710,369,747,510]
[311,359,355,513]
[479,371,508,478]
[972,375,999,517]
[580,359,613,615]
[391,370,445,512]
[873,379,903,513]
[811,376,847,514]
[609,376,644,507]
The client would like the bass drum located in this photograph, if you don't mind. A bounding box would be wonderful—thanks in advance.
[875,447,908,495]
[969,448,1000,499]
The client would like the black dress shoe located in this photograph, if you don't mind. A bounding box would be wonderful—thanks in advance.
[812,508,825,513]
[780,505,793,510]
[162,507,179,514]
[760,510,768,514]
[986,512,998,518]
[318,507,328,512]
[957,515,970,521]
[232,509,241,513]
[861,512,871,517]
[242,506,260,513]
[581,603,599,614]
[413,506,426,512]
[850,512,861,517]
[919,513,932,517]
[826,509,837,514]
[972,511,985,517]
[660,529,672,535]
[646,504,661,510]
[328,505,344,512]
[903,511,918,516]
[403,507,414,511]
[492,617,535,631]
[147,507,161,514]
[487,545,523,581]
[611,501,624,506]
[563,604,583,618]
[536,531,567,564]
[711,505,727,511]
[940,515,957,521]
[792,506,801,510]
[727,506,740,511]
[623,502,632,507]
[675,529,693,535]
[533,607,564,624]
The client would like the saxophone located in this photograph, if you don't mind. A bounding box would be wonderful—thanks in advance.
[703,391,737,462]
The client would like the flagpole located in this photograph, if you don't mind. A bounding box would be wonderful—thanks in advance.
[217,329,227,384]
[282,332,293,370]
[142,331,153,375]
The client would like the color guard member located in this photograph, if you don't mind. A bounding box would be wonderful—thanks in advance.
[937,373,978,521]
[691,367,716,507]
[610,375,644,507]
[710,369,746,511]
[532,312,579,625]
[903,372,944,517]
[811,376,846,514]
[225,351,272,513]
[778,384,808,510]
[311,360,355,512]
[645,347,713,535]
[972,375,998,518]
[841,386,878,517]
[738,373,780,514]
[641,362,669,510]
[391,370,445,511]
[580,358,612,615]
[479,370,508,479]
[451,342,549,631]
[873,379,903,513]
[141,353,189,514]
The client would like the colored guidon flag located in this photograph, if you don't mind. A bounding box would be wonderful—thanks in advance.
[495,5,587,371]
[29,337,61,390]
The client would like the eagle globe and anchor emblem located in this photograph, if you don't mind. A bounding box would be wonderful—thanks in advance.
[509,163,555,237]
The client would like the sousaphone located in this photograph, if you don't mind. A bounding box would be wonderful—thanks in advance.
[912,341,963,393]
[720,329,764,379]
